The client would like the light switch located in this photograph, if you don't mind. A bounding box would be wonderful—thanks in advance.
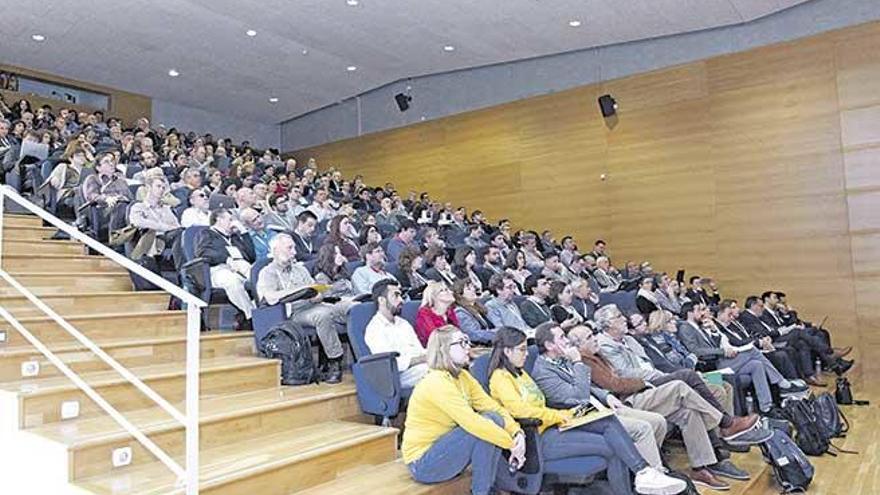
[61,400,80,420]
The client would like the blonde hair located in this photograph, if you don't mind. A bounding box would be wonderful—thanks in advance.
[646,310,673,334]
[425,324,464,377]
[420,281,447,308]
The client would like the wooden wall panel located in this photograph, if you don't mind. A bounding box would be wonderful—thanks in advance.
[294,20,880,356]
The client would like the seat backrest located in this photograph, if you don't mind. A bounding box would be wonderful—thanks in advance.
[182,225,208,262]
[401,300,421,327]
[347,302,378,359]
[345,260,364,274]
[126,164,143,179]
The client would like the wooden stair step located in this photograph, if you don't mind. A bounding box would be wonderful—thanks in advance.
[2,225,59,241]
[0,310,186,347]
[2,238,84,255]
[0,355,279,428]
[31,381,359,480]
[0,290,170,319]
[3,214,44,228]
[0,331,254,382]
[1,254,127,273]
[0,272,133,295]
[73,421,398,495]
[298,459,471,495]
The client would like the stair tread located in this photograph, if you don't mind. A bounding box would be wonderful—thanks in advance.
[31,380,356,447]
[0,330,252,357]
[3,309,185,323]
[5,271,130,276]
[74,421,397,495]
[2,254,118,260]
[298,459,469,495]
[0,355,273,395]
[0,290,166,302]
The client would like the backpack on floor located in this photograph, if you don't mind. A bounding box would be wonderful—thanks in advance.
[813,392,848,438]
[760,430,814,493]
[781,399,829,456]
[258,321,319,385]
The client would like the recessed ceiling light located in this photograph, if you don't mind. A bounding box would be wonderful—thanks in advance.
[568,20,582,27]
[443,45,455,52]
[168,69,180,77]
[31,34,45,42]
[346,0,359,5]
[302,49,309,55]
[246,29,257,37]
[269,97,279,103]
[346,66,357,72]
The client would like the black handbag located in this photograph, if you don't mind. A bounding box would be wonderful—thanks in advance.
[835,377,853,405]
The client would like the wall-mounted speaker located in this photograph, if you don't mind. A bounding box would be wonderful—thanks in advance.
[598,94,617,118]
[395,93,413,112]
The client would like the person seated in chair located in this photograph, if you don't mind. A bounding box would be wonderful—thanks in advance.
[518,274,553,328]
[475,245,504,289]
[129,176,182,262]
[415,281,460,346]
[180,188,210,228]
[485,273,532,337]
[452,278,496,345]
[488,326,686,495]
[351,242,397,296]
[81,151,131,239]
[423,245,456,287]
[397,245,429,299]
[291,210,319,261]
[386,219,418,263]
[195,208,255,328]
[256,233,350,384]
[365,279,428,388]
[402,325,524,495]
[240,207,276,263]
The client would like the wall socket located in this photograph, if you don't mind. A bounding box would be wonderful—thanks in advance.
[112,447,133,468]
[21,361,40,378]
[61,400,80,420]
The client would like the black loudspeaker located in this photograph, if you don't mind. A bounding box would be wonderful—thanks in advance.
[394,93,412,112]
[598,94,617,117]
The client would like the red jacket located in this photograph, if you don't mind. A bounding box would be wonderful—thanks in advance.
[415,306,460,346]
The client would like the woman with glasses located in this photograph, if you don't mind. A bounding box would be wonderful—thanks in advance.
[487,327,687,495]
[452,278,495,344]
[403,325,526,495]
[415,281,460,346]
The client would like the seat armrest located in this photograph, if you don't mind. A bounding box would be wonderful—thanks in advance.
[358,351,400,364]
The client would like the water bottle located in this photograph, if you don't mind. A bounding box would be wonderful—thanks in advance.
[815,358,822,377]
[745,395,754,414]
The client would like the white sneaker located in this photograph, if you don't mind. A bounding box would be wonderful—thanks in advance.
[634,466,688,495]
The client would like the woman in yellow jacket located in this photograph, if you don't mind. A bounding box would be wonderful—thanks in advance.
[488,326,687,495]
[402,324,526,495]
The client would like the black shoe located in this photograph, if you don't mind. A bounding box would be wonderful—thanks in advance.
[708,459,751,481]
[833,359,854,375]
[761,406,788,421]
[324,359,343,384]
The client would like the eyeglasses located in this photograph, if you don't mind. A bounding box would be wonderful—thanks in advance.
[450,337,471,348]
[511,344,528,354]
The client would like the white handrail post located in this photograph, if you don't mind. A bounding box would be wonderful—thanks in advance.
[185,302,201,495]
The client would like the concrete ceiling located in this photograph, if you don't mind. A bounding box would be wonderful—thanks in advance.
[0,0,809,123]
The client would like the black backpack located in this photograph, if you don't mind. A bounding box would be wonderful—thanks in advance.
[258,321,319,386]
[781,399,830,456]
[760,429,814,493]
[813,392,848,438]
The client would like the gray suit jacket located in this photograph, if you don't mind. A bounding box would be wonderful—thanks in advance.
[596,333,664,381]
[531,355,609,408]
[676,320,725,361]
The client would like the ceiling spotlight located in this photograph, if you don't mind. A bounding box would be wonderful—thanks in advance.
[346,0,359,5]
[168,69,180,77]
[269,97,279,103]
[246,29,257,37]
[302,49,309,55]
[346,65,357,72]
[31,34,46,42]
[568,20,582,27]
[443,45,455,52]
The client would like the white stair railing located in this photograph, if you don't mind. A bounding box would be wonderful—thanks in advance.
[0,185,206,494]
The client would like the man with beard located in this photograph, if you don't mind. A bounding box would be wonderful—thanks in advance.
[364,279,428,388]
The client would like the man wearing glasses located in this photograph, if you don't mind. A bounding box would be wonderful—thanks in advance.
[365,279,428,388]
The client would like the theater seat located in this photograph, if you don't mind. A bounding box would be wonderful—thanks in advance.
[347,302,411,425]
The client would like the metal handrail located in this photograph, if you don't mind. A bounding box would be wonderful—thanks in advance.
[0,186,204,494]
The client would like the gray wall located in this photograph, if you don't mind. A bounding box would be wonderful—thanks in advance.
[280,0,880,152]
[152,99,280,150]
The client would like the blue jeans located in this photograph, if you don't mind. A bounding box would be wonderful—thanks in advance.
[541,416,647,495]
[407,412,505,495]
